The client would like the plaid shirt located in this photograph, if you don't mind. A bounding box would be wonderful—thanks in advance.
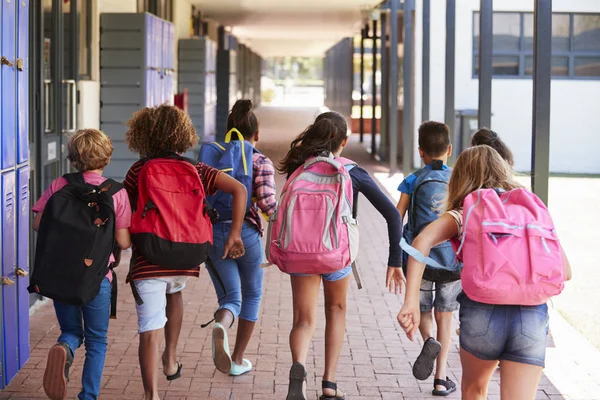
[247,152,277,234]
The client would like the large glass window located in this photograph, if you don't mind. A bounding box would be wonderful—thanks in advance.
[473,12,600,78]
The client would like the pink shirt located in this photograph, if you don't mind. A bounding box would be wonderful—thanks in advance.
[32,172,132,282]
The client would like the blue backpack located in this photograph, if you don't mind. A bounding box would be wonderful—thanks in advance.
[198,128,258,221]
[401,161,461,283]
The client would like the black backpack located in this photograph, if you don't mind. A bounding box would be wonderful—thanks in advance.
[29,173,122,313]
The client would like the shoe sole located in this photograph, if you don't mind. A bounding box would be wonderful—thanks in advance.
[212,326,232,374]
[413,339,442,381]
[43,346,68,400]
[286,363,307,400]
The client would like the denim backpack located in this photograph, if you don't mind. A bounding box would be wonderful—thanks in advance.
[198,128,258,221]
[400,161,461,283]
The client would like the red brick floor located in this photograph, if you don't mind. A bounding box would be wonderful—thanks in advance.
[0,107,587,399]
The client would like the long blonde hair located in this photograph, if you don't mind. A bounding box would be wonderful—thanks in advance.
[445,145,521,211]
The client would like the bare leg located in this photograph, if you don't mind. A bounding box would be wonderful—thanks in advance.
[322,275,351,397]
[231,319,255,365]
[419,310,434,340]
[499,360,543,400]
[289,275,321,364]
[162,292,183,376]
[434,310,454,391]
[460,347,499,400]
[139,329,161,400]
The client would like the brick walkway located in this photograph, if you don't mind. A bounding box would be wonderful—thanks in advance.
[2,107,598,399]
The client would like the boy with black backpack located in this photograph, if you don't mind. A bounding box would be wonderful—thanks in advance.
[395,121,460,396]
[124,104,247,400]
[30,129,132,400]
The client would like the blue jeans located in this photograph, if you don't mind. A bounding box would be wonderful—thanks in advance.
[53,278,111,400]
[207,222,264,322]
[458,292,549,367]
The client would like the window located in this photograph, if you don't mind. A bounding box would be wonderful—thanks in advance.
[138,0,173,22]
[473,12,600,78]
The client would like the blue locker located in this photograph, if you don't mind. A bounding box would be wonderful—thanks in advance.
[17,0,29,164]
[1,0,17,169]
[1,171,18,385]
[16,166,29,368]
[145,69,154,107]
[161,20,168,70]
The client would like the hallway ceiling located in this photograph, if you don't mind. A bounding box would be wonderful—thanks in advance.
[192,0,384,57]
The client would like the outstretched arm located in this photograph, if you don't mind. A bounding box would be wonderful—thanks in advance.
[214,172,248,259]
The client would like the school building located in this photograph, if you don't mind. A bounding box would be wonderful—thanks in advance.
[0,0,598,394]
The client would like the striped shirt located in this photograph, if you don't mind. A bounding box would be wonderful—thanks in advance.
[246,153,277,233]
[124,157,220,281]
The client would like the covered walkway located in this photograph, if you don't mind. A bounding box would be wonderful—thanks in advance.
[1,108,599,399]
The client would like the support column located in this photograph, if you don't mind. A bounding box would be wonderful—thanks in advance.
[379,12,388,161]
[371,19,378,157]
[389,0,399,172]
[422,0,430,122]
[478,0,493,130]
[444,0,456,163]
[531,0,552,204]
[360,26,366,142]
[403,0,414,175]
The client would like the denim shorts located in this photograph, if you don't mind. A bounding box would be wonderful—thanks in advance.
[291,265,352,282]
[458,292,549,367]
[420,279,462,312]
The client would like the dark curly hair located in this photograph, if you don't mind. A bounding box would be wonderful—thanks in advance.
[471,128,514,166]
[125,104,198,156]
[278,111,348,177]
[227,99,259,140]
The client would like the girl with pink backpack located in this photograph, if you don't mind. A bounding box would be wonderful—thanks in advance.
[275,111,404,400]
[398,145,572,400]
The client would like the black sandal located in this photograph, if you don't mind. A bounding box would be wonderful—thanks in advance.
[319,381,346,400]
[286,362,307,400]
[165,362,183,381]
[432,377,457,396]
[413,337,442,380]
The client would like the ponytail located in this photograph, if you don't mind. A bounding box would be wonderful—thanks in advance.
[227,99,258,140]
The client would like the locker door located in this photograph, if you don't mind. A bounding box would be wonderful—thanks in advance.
[16,166,29,368]
[1,0,17,169]
[17,0,29,164]
[1,171,18,385]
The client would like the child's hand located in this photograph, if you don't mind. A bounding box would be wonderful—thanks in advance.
[386,267,406,295]
[397,302,420,341]
[223,235,245,259]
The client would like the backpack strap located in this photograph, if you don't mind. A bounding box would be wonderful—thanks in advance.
[400,238,449,270]
[99,179,123,196]
[64,172,86,185]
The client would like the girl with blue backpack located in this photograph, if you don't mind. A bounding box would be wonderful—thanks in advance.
[398,145,572,400]
[275,111,403,400]
[199,100,278,376]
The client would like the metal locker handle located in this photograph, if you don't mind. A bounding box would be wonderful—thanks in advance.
[2,276,15,286]
[1,56,14,68]
[63,79,77,133]
[15,268,28,277]
[44,80,52,133]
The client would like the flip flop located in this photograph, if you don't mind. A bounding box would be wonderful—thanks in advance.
[432,377,457,396]
[165,362,183,381]
[412,337,442,380]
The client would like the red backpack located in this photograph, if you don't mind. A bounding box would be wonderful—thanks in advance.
[130,156,213,269]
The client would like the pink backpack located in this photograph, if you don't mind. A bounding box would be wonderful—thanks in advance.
[456,188,565,306]
[266,154,359,274]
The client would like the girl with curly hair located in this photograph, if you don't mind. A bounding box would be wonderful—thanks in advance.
[124,104,247,400]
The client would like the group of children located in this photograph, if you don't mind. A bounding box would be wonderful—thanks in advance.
[30,101,570,400]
